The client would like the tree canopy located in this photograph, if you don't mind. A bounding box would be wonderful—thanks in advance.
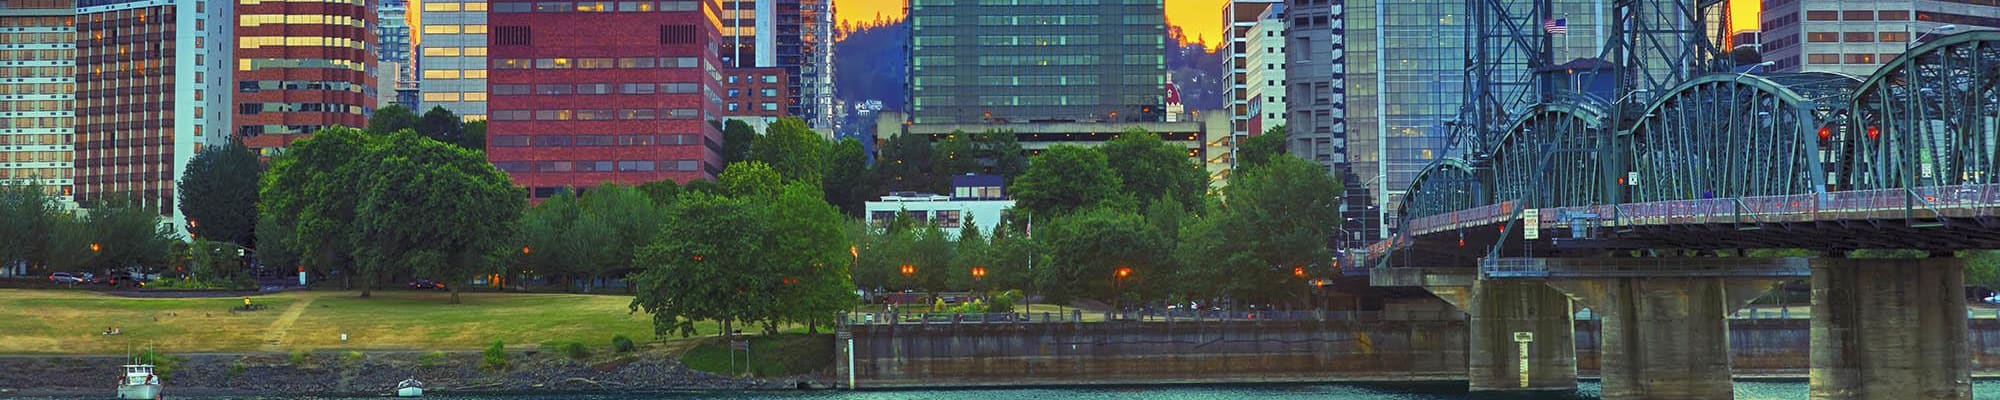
[1237,125,1288,169]
[1009,145,1125,218]
[1102,128,1207,211]
[749,118,829,184]
[366,105,418,135]
[179,138,261,247]
[721,119,758,166]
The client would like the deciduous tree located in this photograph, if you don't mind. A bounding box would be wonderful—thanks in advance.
[179,138,261,247]
[351,131,524,304]
[1237,125,1288,169]
[749,118,829,184]
[1009,145,1125,219]
[721,119,757,165]
[1102,128,1207,211]
[417,106,466,147]
[366,105,418,135]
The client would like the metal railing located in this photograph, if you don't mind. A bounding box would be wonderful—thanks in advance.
[839,309,1467,326]
[1480,257,1812,279]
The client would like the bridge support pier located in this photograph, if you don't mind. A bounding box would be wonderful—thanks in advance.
[1546,277,1779,400]
[1810,258,1969,400]
[1425,280,1578,393]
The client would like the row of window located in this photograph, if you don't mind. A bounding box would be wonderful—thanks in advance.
[239,58,367,72]
[724,102,781,112]
[495,159,702,173]
[724,88,778,98]
[490,1,700,13]
[238,102,365,115]
[420,69,489,79]
[1805,31,1912,43]
[420,92,488,102]
[491,82,700,95]
[238,14,366,28]
[867,210,965,229]
[1804,53,1901,65]
[420,46,489,57]
[421,25,488,34]
[238,80,366,93]
[239,36,365,50]
[490,134,703,147]
[492,57,701,70]
[488,108,701,121]
[1803,10,1910,22]
[420,2,490,11]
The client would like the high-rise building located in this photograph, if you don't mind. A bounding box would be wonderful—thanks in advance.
[378,0,416,109]
[716,0,834,133]
[1224,0,1279,139]
[233,0,376,141]
[0,0,76,203]
[905,0,1168,125]
[485,0,726,199]
[1291,0,1606,244]
[721,67,790,131]
[416,0,489,120]
[1242,4,1285,138]
[74,0,234,233]
[1762,0,1997,75]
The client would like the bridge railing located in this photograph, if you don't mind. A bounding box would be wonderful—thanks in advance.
[840,309,1468,326]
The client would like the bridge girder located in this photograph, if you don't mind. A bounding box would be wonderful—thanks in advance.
[1490,101,1616,209]
[1845,32,2000,191]
[1626,72,1860,202]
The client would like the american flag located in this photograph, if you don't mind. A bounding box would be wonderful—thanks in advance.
[1544,18,1568,35]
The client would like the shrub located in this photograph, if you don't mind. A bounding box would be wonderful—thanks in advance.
[226,362,247,378]
[611,335,636,353]
[341,351,365,367]
[987,294,1015,314]
[542,340,590,360]
[135,349,186,379]
[289,349,313,367]
[417,351,448,368]
[482,340,508,372]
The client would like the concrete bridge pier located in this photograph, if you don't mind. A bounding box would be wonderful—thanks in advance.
[1546,277,1780,400]
[1425,280,1579,393]
[1810,258,1970,400]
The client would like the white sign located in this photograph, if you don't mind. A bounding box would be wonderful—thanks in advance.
[1513,331,1534,342]
[1522,209,1541,240]
[1627,171,1640,186]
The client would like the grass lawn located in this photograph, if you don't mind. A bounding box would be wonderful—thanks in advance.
[0,289,721,354]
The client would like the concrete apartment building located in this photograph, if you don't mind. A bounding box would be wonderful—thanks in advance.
[905,0,1169,125]
[0,0,76,204]
[74,0,234,234]
[484,0,726,199]
[233,0,376,141]
[717,0,835,132]
[415,0,489,120]
[1762,0,1998,75]
[1242,3,1285,138]
[1224,0,1279,139]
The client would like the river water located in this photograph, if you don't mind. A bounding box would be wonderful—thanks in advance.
[25,380,2000,400]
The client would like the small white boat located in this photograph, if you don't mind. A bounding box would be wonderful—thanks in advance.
[115,364,161,400]
[396,378,425,398]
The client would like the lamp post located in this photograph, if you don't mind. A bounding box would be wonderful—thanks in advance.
[969,266,986,292]
[1113,266,1132,315]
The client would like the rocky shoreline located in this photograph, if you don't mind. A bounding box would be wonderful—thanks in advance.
[0,350,832,398]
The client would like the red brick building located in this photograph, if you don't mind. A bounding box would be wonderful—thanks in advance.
[721,66,789,123]
[232,0,376,141]
[486,0,726,199]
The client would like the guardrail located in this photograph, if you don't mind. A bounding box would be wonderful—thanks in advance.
[840,309,1466,326]
[1370,183,2000,266]
[1479,257,1812,279]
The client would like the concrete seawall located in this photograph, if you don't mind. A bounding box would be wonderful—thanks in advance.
[839,318,2000,388]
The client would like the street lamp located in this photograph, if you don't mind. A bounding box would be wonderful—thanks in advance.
[90,243,101,253]
[1113,266,1133,313]
[1908,24,1958,50]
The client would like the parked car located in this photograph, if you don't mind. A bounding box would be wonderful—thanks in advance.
[408,279,446,290]
[48,272,85,285]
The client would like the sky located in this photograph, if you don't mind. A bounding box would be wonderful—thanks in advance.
[833,0,1759,46]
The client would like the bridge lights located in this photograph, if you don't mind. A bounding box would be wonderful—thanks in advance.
[1868,126,1881,140]
[1818,126,1833,141]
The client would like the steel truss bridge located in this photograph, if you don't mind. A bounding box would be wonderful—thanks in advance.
[1365,31,2000,270]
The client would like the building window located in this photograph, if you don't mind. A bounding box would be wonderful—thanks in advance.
[1844,32,1874,42]
[1806,32,1838,42]
[1842,10,1873,21]
[1879,10,1909,21]
[1806,11,1836,21]
[937,210,962,228]
[761,102,778,111]
[1844,54,1876,64]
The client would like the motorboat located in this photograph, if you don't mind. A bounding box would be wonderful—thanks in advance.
[115,364,161,400]
[394,378,422,396]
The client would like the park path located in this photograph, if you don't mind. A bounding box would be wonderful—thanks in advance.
[260,297,315,351]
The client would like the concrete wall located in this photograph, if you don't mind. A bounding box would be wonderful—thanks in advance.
[842,318,2000,387]
[843,319,1469,387]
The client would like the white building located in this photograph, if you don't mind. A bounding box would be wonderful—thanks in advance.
[1762,0,1998,75]
[864,174,1014,239]
[1243,4,1286,134]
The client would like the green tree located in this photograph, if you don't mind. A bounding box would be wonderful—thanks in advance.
[873,132,942,193]
[1036,206,1168,305]
[416,106,465,147]
[946,217,989,291]
[0,183,63,274]
[516,190,607,289]
[936,129,1029,183]
[1237,125,1288,169]
[720,161,784,198]
[1102,128,1207,211]
[630,192,763,337]
[761,181,857,333]
[576,183,665,291]
[982,218,1039,292]
[721,119,758,166]
[905,224,953,293]
[636,178,682,207]
[351,131,524,304]
[261,127,381,294]
[82,200,177,274]
[1009,145,1125,218]
[1965,251,2000,290]
[179,138,262,247]
[253,213,299,275]
[459,120,487,151]
[822,138,872,216]
[1204,155,1346,307]
[184,239,246,283]
[749,118,829,184]
[366,105,418,135]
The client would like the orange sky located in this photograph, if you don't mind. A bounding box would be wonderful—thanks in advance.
[834,0,1759,45]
